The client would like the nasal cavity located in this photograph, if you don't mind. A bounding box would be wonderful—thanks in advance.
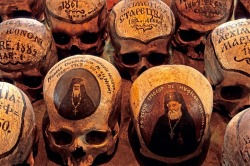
[71,147,86,161]
[138,66,148,76]
[70,45,82,56]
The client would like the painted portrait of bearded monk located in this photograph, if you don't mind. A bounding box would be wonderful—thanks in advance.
[149,91,197,157]
[55,77,95,120]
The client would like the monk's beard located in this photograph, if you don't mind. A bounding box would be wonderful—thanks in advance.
[73,89,81,98]
[168,109,182,120]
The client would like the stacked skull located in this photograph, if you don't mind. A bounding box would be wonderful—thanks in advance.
[108,0,175,81]
[0,82,37,165]
[43,55,122,166]
[0,18,58,102]
[45,0,108,60]
[221,107,250,165]
[171,0,235,60]
[204,18,250,117]
[130,65,213,164]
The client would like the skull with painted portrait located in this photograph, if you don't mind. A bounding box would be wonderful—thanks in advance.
[43,55,122,166]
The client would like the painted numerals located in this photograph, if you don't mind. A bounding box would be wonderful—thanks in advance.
[113,0,174,43]
[175,0,233,23]
[47,0,105,23]
[0,18,52,70]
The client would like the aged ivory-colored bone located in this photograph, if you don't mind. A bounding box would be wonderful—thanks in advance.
[171,0,235,60]
[204,18,250,117]
[0,18,58,102]
[45,0,108,60]
[0,82,37,165]
[43,55,122,166]
[130,65,213,164]
[108,0,175,81]
[221,107,250,165]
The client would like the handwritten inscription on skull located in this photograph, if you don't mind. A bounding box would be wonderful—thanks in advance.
[0,82,24,156]
[212,19,250,76]
[45,55,118,120]
[0,19,51,70]
[113,0,173,43]
[175,0,233,23]
[46,0,105,23]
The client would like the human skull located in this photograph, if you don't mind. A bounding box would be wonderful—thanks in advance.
[45,0,108,60]
[204,18,250,118]
[130,65,213,164]
[108,0,175,81]
[221,107,250,165]
[0,82,37,165]
[43,55,122,166]
[0,18,58,103]
[0,0,45,22]
[171,0,235,60]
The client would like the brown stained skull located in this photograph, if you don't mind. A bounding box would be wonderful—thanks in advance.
[130,65,213,164]
[43,55,122,166]
[0,0,45,22]
[0,82,37,166]
[221,108,250,165]
[204,19,250,118]
[171,0,235,60]
[0,18,58,103]
[108,0,175,81]
[45,0,108,60]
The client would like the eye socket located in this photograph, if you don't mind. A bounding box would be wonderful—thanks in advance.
[179,29,203,42]
[51,131,73,145]
[121,53,140,66]
[220,86,245,100]
[53,32,71,45]
[194,42,205,56]
[148,53,166,65]
[86,131,108,145]
[0,77,14,84]
[80,32,99,44]
[22,76,43,88]
[10,10,32,19]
